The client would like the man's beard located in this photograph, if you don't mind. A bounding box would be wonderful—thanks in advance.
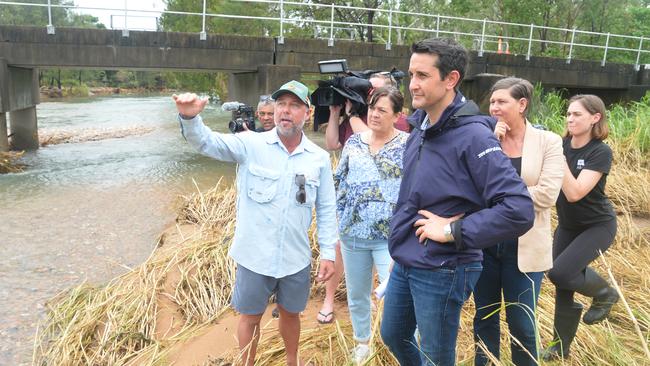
[276,119,305,137]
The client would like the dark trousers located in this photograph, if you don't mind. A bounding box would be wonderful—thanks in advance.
[547,219,617,307]
[473,240,544,366]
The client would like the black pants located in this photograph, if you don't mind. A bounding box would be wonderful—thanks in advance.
[547,218,617,306]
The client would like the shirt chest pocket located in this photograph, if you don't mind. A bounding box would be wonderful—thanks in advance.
[295,169,320,207]
[247,164,281,203]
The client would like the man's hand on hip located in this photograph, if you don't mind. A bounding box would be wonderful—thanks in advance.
[414,210,463,244]
[317,259,335,282]
[172,93,208,119]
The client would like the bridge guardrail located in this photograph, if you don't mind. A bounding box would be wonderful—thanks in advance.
[1,0,648,69]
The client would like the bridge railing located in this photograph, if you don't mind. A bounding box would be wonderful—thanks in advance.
[1,0,649,69]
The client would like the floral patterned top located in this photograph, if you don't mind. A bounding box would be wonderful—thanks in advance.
[334,131,408,240]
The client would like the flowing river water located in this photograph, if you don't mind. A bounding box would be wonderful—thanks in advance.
[0,95,326,365]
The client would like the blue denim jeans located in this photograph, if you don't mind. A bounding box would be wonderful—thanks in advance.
[473,240,543,366]
[381,261,483,366]
[340,235,392,342]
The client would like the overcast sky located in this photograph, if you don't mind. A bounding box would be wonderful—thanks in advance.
[72,0,166,30]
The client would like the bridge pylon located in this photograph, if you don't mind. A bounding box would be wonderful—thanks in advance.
[0,59,40,151]
[229,64,301,108]
[0,113,8,152]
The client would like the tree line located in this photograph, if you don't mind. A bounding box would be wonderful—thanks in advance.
[161,0,650,61]
[2,0,650,97]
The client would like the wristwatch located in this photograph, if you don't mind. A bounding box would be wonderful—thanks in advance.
[443,223,455,242]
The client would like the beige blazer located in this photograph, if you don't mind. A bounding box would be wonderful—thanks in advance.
[518,121,564,272]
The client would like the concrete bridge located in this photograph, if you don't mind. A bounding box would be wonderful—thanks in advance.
[2,25,649,150]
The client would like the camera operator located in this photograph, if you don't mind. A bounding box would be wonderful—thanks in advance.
[324,73,409,151]
[242,96,275,132]
[255,96,275,132]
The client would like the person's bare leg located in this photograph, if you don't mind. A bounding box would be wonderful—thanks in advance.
[237,313,263,366]
[278,305,304,366]
[317,241,343,323]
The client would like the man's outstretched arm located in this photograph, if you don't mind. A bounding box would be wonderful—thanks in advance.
[173,93,248,164]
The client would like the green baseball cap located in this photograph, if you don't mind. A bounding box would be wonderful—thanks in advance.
[271,80,311,107]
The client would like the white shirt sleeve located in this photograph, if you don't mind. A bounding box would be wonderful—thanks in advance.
[179,114,248,164]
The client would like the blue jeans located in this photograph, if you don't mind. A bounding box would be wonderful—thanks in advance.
[340,235,392,342]
[473,240,543,366]
[381,261,482,366]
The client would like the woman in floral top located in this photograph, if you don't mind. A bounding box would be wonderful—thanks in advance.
[334,87,408,363]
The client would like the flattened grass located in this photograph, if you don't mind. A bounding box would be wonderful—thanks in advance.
[0,151,25,173]
[33,92,650,365]
[33,170,650,365]
[33,182,239,365]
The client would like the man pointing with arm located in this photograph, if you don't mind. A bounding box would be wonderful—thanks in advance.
[173,80,337,366]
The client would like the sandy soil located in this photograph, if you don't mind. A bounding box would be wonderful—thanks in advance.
[166,301,349,365]
[151,214,650,365]
[148,224,350,366]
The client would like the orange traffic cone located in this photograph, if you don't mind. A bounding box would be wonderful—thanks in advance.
[497,38,503,54]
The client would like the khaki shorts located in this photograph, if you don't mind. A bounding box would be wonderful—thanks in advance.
[232,264,311,315]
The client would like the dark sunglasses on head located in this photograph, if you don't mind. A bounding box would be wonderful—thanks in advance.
[260,94,272,102]
[295,174,306,204]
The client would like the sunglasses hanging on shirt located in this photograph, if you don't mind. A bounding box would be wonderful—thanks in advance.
[295,174,306,204]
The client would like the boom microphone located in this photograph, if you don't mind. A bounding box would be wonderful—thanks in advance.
[221,101,245,112]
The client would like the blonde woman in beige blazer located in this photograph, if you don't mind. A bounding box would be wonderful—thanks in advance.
[473,77,564,366]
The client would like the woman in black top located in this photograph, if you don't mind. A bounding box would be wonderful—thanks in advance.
[543,94,619,360]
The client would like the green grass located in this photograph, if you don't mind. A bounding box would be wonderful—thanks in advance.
[529,85,650,154]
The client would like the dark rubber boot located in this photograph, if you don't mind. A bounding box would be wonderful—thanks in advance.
[580,267,619,325]
[542,302,583,361]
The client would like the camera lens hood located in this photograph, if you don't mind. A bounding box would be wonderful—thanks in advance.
[332,77,371,105]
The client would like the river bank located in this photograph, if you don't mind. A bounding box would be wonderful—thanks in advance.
[40,86,176,99]
[0,96,236,365]
[0,95,326,365]
[6,92,650,364]
[25,91,650,363]
[132,218,351,365]
[30,174,650,365]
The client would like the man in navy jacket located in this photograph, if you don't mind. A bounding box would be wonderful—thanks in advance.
[380,38,534,366]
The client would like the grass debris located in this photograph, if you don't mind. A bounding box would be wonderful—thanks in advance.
[33,92,650,364]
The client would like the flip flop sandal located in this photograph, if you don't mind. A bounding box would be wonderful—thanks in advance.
[317,311,335,324]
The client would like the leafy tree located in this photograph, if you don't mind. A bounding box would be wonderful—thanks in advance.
[628,7,650,36]
[307,0,384,42]
[0,0,68,26]
[1,0,110,90]
[161,0,277,37]
[160,0,283,97]
[0,0,105,28]
[10,0,650,91]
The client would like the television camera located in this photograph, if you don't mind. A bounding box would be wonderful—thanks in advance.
[222,101,256,133]
[310,59,405,131]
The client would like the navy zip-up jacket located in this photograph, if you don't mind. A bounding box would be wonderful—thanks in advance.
[389,92,534,268]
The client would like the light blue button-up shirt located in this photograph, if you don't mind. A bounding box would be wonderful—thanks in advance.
[180,115,337,278]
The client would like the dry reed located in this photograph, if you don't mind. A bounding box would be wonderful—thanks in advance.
[0,150,25,173]
[33,181,239,365]
[608,138,650,217]
[33,143,650,365]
